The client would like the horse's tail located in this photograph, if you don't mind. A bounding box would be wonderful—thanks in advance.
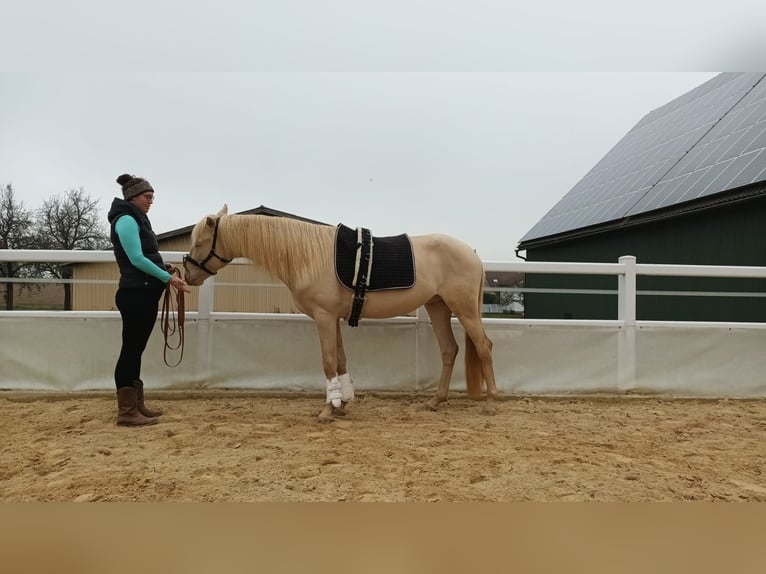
[464,273,486,398]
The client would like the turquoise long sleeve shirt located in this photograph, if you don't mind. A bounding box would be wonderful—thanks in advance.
[114,216,171,284]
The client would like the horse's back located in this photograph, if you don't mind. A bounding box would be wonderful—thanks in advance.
[410,233,485,285]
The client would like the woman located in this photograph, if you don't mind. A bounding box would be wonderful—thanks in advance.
[108,173,188,426]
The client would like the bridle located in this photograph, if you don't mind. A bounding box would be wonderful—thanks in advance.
[183,216,232,276]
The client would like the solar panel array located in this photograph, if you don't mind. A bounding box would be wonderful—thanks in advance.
[520,73,766,244]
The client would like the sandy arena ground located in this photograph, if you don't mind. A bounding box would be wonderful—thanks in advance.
[1,391,765,502]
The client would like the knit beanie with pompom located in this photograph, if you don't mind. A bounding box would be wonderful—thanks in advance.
[116,173,154,200]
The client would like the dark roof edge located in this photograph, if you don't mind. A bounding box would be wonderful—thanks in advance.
[517,183,766,251]
[156,205,329,241]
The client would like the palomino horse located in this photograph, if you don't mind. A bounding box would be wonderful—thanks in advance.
[183,205,497,422]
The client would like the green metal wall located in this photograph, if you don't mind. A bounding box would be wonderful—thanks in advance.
[524,196,766,321]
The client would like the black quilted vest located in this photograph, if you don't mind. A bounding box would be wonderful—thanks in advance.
[107,198,166,290]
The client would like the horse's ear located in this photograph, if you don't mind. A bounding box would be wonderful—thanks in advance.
[205,216,217,228]
[218,204,228,216]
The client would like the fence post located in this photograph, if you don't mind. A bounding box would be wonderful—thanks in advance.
[617,256,637,392]
[618,255,637,324]
[195,276,215,384]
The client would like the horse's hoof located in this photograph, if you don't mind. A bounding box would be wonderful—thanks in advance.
[331,407,347,417]
[317,414,335,424]
[424,401,440,412]
[482,405,497,416]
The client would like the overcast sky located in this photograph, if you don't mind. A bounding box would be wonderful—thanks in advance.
[0,72,718,260]
[2,1,759,260]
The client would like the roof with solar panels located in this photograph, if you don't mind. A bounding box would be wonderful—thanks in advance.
[518,73,766,250]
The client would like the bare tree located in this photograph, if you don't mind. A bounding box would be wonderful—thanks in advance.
[0,183,35,310]
[35,188,110,309]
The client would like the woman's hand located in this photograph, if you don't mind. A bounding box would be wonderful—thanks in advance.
[169,275,191,293]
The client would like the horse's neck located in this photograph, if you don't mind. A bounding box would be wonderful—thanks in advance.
[221,214,271,262]
[221,214,301,285]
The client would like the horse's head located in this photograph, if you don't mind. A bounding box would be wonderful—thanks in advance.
[183,204,232,286]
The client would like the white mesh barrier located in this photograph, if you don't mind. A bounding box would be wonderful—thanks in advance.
[483,323,620,394]
[3,250,766,397]
[634,325,766,397]
[3,314,766,397]
[205,318,418,392]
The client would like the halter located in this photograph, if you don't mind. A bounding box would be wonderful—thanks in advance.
[183,217,232,276]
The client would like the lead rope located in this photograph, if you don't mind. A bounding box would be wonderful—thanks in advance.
[161,265,185,367]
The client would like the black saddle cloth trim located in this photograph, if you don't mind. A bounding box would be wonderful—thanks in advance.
[334,224,415,292]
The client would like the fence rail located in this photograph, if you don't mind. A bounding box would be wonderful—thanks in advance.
[2,250,766,396]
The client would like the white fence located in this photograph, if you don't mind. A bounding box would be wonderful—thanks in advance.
[2,251,766,397]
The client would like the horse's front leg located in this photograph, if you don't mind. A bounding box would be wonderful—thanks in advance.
[314,312,341,423]
[332,320,354,416]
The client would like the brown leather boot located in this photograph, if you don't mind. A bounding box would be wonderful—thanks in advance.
[116,387,157,426]
[132,379,163,418]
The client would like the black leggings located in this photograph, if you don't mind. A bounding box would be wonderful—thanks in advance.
[114,287,164,389]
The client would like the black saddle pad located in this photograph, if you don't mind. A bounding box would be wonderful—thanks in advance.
[334,224,415,291]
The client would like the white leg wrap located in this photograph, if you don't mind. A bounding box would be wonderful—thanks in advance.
[326,377,342,408]
[339,373,355,402]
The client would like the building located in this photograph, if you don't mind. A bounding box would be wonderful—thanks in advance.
[517,73,766,321]
[72,206,327,312]
[483,270,524,317]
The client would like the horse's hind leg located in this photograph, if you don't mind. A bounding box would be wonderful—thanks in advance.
[424,298,459,411]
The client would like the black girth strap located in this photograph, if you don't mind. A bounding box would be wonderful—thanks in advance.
[348,227,373,327]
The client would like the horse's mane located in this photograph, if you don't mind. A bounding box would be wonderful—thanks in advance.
[224,215,336,285]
